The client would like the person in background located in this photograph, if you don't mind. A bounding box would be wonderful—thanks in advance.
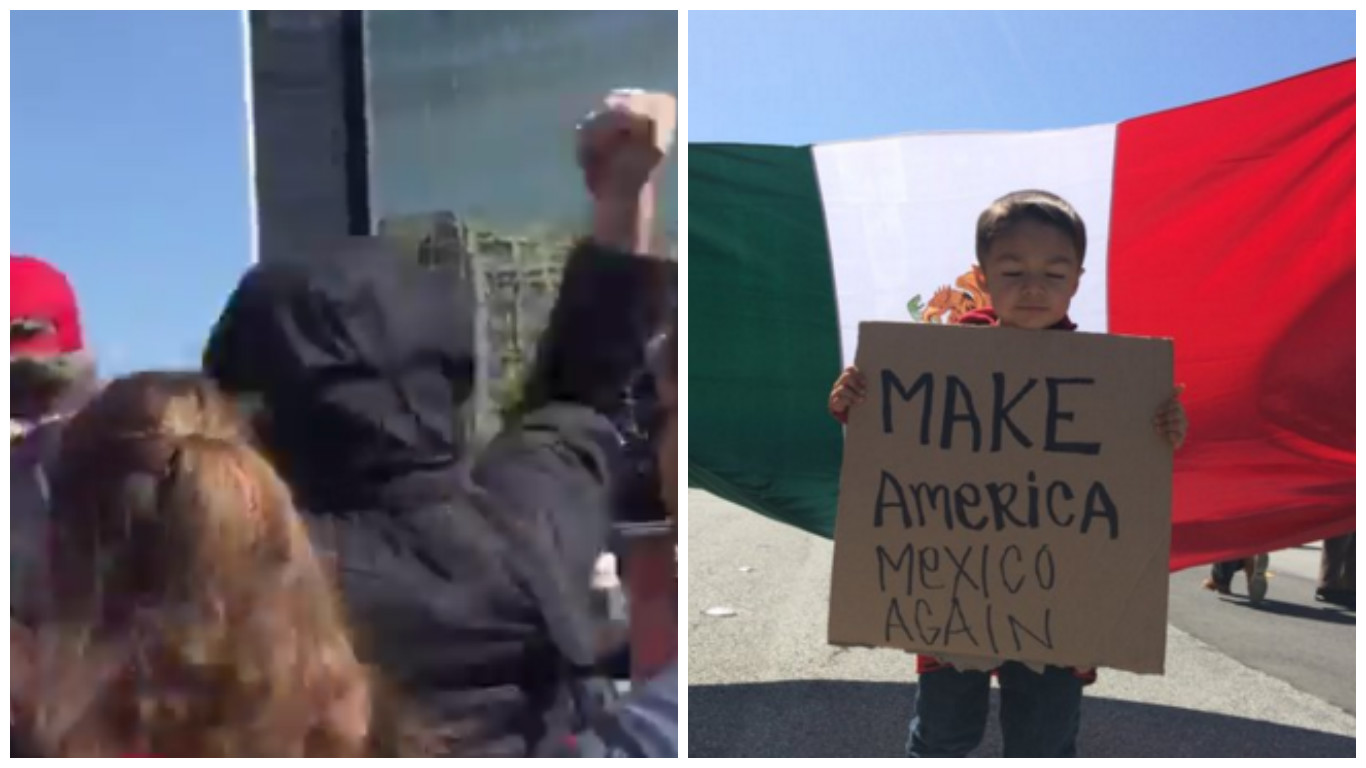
[620,330,680,683]
[1204,554,1270,605]
[202,96,673,757]
[577,319,679,758]
[14,372,433,757]
[1317,533,1354,608]
[11,255,96,433]
[592,331,674,681]
[11,255,99,626]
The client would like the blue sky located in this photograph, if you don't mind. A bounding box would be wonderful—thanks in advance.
[689,11,1355,144]
[12,11,250,374]
[10,12,1354,376]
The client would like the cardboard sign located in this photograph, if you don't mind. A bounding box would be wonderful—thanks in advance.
[828,322,1173,674]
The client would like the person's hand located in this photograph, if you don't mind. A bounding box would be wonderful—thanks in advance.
[578,91,671,202]
[1154,384,1187,450]
[579,92,673,254]
[829,365,868,421]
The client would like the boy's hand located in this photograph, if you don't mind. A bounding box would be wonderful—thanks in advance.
[1153,384,1188,450]
[829,365,868,421]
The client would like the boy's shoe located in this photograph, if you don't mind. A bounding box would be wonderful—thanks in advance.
[1245,554,1270,605]
[1202,576,1231,595]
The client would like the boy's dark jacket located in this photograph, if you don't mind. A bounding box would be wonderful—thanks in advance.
[203,237,671,756]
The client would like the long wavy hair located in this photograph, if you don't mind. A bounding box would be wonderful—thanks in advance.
[20,371,383,757]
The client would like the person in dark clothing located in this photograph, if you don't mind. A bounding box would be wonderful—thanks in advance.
[577,320,678,758]
[11,255,100,627]
[201,98,673,757]
[11,255,97,430]
[1317,533,1354,608]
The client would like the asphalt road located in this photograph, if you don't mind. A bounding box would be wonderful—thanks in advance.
[1168,542,1355,715]
[686,490,1356,758]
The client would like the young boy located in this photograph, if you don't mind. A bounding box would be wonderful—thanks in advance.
[828,190,1187,758]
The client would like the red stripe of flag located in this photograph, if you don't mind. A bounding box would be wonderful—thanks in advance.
[1108,60,1355,570]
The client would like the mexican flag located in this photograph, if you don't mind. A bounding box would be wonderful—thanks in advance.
[690,60,1354,571]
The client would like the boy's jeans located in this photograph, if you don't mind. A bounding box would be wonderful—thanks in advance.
[907,662,1082,757]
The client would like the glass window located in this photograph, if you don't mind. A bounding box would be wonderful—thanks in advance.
[364,11,677,438]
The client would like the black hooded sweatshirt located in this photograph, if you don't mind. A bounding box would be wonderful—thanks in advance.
[203,236,670,757]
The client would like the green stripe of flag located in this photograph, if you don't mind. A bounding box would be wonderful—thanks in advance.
[689,143,843,538]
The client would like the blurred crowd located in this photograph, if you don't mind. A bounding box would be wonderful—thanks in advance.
[10,96,679,758]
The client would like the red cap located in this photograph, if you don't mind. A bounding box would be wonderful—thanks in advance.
[11,255,84,357]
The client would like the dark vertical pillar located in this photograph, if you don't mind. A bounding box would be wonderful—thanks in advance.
[246,10,370,264]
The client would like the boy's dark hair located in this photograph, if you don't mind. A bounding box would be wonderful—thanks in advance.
[975,190,1087,266]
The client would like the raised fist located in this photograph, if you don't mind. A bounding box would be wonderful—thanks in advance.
[578,90,675,200]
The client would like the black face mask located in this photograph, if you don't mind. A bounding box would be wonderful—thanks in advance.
[11,357,73,420]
